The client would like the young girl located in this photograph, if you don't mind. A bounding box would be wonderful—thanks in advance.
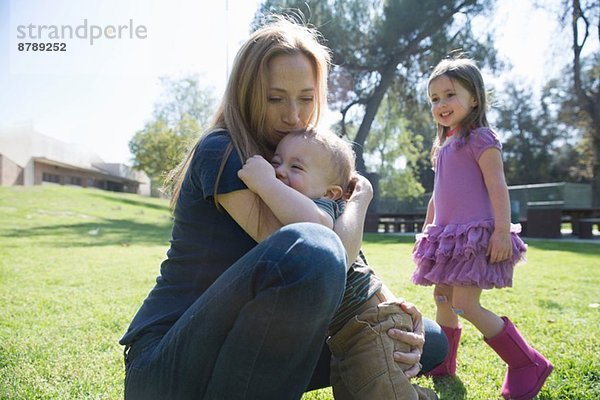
[412,58,553,400]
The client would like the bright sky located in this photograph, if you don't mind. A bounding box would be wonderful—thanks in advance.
[0,0,594,165]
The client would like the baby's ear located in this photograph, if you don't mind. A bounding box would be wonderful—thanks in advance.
[325,185,344,200]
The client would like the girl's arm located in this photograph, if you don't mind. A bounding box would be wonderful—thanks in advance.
[479,147,513,263]
[424,193,435,226]
[237,155,333,228]
[333,174,373,268]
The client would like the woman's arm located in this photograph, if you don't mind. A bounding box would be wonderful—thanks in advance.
[479,147,513,263]
[333,174,373,269]
[218,189,282,243]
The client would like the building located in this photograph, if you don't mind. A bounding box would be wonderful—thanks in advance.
[0,125,150,196]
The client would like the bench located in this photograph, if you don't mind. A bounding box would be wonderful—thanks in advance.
[578,218,600,239]
[378,217,423,233]
[525,207,562,238]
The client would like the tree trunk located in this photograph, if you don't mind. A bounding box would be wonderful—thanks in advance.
[353,60,400,173]
[572,0,600,207]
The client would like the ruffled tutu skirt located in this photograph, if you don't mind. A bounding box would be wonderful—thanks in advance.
[412,220,527,289]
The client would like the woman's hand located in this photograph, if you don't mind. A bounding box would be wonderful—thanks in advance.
[345,173,373,204]
[387,301,425,378]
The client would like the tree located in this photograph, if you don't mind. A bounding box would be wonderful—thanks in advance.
[129,75,216,194]
[541,64,596,183]
[364,92,426,201]
[255,0,495,173]
[495,83,565,185]
[567,0,600,205]
[538,0,600,202]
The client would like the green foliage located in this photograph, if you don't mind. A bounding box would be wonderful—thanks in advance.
[365,92,426,200]
[128,75,216,182]
[495,83,566,185]
[540,55,599,183]
[129,118,189,179]
[1,186,599,399]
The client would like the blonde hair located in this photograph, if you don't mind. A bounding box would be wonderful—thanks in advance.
[429,57,489,165]
[165,17,331,208]
[287,127,356,192]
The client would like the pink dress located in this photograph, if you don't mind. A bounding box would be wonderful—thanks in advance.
[412,127,527,289]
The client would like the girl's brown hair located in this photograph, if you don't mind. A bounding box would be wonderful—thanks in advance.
[429,57,489,165]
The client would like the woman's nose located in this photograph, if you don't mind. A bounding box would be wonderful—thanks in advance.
[282,103,300,127]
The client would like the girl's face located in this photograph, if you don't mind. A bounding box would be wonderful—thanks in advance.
[428,75,477,130]
[264,54,317,148]
[271,134,339,200]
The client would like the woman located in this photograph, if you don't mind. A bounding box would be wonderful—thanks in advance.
[120,17,446,399]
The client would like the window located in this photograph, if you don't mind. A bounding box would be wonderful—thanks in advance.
[42,173,60,183]
[65,176,82,186]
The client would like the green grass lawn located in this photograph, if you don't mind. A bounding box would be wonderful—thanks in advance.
[1,186,598,399]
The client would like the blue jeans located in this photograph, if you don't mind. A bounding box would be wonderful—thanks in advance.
[124,223,348,400]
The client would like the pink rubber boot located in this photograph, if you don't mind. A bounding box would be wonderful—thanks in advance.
[426,325,461,376]
[484,317,553,400]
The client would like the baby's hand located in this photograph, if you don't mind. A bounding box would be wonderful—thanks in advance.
[487,230,513,263]
[238,155,276,193]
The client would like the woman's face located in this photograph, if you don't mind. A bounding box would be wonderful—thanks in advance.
[264,53,317,148]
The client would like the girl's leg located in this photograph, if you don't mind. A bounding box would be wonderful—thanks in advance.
[452,286,553,399]
[450,286,504,338]
[433,284,459,328]
[125,223,347,400]
[425,285,462,376]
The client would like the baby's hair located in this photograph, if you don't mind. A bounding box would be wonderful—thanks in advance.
[429,57,489,164]
[288,127,356,191]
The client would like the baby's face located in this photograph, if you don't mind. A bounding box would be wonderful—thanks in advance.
[271,134,335,199]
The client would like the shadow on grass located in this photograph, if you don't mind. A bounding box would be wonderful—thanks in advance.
[538,299,563,310]
[88,192,171,212]
[432,376,467,400]
[3,217,172,247]
[363,233,416,245]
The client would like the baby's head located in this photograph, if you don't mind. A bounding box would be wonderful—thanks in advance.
[272,127,355,200]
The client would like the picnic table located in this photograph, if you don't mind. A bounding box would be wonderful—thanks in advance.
[374,213,426,233]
